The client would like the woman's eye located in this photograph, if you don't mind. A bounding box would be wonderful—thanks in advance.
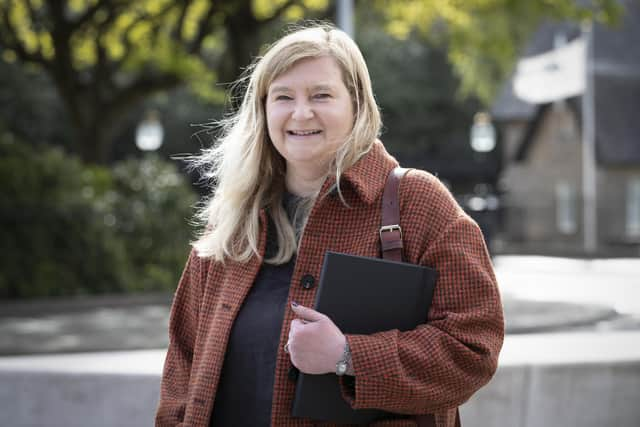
[314,93,331,99]
[275,95,292,101]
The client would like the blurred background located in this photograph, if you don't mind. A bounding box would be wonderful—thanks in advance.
[0,0,639,426]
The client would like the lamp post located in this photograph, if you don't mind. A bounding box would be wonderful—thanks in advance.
[470,112,496,153]
[581,20,597,255]
[469,112,498,251]
[336,0,354,38]
[135,110,164,152]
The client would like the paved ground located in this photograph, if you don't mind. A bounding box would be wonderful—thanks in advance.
[0,294,173,356]
[495,256,640,334]
[0,256,639,356]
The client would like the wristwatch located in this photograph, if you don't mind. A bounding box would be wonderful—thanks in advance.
[335,341,351,376]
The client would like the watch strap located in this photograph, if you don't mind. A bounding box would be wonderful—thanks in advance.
[336,340,351,376]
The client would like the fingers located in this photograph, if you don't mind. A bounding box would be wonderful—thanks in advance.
[287,316,312,358]
[290,318,307,328]
[290,302,325,322]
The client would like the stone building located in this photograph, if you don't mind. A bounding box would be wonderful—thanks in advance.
[492,0,640,257]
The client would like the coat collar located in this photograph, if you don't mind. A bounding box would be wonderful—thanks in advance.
[334,139,399,205]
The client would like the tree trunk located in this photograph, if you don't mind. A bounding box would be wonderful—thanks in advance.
[74,120,114,165]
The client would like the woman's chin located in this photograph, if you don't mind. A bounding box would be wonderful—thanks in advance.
[284,154,330,173]
[283,150,319,165]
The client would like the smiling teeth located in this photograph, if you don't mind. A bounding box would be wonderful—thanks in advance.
[289,130,321,136]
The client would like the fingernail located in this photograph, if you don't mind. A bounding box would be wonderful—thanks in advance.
[291,301,298,307]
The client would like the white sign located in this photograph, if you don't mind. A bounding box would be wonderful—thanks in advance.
[513,37,586,104]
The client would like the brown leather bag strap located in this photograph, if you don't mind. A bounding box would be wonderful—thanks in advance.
[380,167,411,262]
[415,409,460,427]
[380,167,462,427]
[416,414,436,427]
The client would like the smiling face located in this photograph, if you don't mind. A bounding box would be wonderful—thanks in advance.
[265,56,355,181]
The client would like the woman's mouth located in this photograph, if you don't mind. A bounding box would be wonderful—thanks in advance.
[287,130,322,136]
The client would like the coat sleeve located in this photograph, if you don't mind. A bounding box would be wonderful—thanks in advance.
[339,213,504,414]
[155,249,204,426]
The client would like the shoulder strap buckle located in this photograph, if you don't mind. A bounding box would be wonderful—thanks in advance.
[380,167,411,262]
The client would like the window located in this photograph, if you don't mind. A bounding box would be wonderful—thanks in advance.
[626,177,640,238]
[556,181,577,234]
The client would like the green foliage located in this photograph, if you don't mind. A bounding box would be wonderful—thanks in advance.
[374,0,622,103]
[0,135,126,298]
[0,0,329,103]
[0,134,197,299]
[359,24,481,164]
[108,154,198,292]
[0,0,334,164]
[0,0,623,166]
[0,60,74,150]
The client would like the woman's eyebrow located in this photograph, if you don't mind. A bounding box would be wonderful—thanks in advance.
[310,84,334,92]
[269,84,336,94]
[268,85,291,94]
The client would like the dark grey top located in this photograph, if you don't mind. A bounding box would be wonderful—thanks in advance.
[209,192,304,426]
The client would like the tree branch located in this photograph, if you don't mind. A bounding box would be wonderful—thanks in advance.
[42,0,85,126]
[0,4,46,65]
[147,2,179,50]
[71,0,115,29]
[258,0,298,25]
[44,0,67,30]
[187,1,223,54]
[106,72,182,122]
[112,11,151,70]
[172,0,193,43]
[92,3,123,94]
[24,0,39,27]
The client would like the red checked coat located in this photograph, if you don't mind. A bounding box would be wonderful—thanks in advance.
[156,140,504,427]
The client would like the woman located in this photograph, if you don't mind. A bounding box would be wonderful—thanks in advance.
[156,24,503,427]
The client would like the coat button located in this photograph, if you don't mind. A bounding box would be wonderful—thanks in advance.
[288,366,300,382]
[300,274,315,289]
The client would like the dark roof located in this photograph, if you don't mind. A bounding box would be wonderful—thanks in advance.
[491,21,580,121]
[592,0,640,165]
[491,76,536,121]
[593,0,640,70]
[494,0,640,166]
[595,76,640,165]
[521,21,582,57]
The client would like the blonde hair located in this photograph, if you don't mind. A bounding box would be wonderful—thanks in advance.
[192,23,382,263]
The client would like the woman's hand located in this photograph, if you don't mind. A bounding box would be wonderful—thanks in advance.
[287,302,346,375]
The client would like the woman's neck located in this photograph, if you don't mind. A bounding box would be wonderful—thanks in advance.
[285,164,328,197]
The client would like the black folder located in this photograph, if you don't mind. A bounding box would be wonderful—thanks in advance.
[291,251,437,424]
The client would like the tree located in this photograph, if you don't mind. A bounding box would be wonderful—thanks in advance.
[358,22,480,162]
[0,0,329,163]
[373,0,621,102]
[356,6,496,195]
[0,0,620,164]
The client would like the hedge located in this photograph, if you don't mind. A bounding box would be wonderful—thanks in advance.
[0,135,198,299]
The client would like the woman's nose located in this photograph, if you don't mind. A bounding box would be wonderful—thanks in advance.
[291,100,314,120]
